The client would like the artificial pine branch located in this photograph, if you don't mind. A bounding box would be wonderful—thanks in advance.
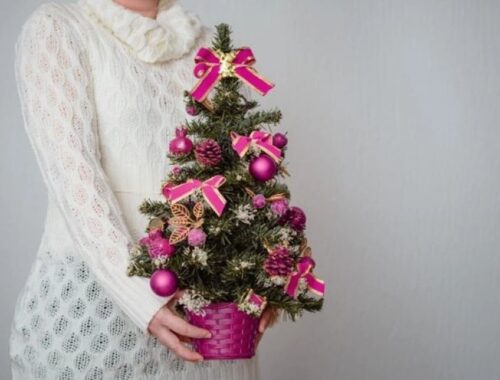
[213,23,233,53]
[138,199,170,218]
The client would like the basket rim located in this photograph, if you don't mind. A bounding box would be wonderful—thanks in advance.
[184,301,239,312]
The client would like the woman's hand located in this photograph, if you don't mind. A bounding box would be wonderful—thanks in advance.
[256,307,279,347]
[148,290,211,362]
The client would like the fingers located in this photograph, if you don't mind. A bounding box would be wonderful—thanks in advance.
[154,326,203,362]
[255,332,263,348]
[172,289,185,299]
[166,290,185,308]
[176,334,193,344]
[256,308,272,348]
[259,308,272,333]
[161,308,212,339]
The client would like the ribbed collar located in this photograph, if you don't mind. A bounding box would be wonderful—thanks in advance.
[80,0,203,63]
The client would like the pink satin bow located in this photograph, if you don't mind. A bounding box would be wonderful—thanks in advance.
[163,175,227,217]
[285,257,326,299]
[191,47,274,102]
[230,130,282,162]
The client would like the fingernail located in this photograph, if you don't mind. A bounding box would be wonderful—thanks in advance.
[205,331,212,338]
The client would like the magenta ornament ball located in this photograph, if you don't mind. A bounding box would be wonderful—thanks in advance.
[272,133,288,149]
[150,269,178,297]
[169,128,193,155]
[249,154,277,182]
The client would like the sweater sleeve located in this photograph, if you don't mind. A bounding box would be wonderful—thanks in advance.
[15,5,167,332]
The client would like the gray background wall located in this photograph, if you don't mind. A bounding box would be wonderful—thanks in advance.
[2,0,500,379]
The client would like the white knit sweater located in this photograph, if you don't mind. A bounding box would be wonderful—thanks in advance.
[11,0,259,378]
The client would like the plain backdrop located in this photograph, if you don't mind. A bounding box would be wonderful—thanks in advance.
[2,0,500,379]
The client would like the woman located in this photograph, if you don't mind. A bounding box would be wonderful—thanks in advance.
[10,0,271,378]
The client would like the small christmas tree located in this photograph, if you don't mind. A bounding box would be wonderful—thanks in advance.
[128,24,325,359]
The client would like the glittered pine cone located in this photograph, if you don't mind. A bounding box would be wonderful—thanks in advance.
[264,247,294,277]
[195,139,223,167]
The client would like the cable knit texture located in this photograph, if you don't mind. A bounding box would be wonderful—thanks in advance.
[10,1,259,378]
[81,0,203,63]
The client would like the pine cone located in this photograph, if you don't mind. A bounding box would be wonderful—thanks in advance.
[195,139,222,167]
[264,247,294,277]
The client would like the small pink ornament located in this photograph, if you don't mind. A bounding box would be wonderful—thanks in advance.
[264,247,294,277]
[272,133,288,149]
[171,166,182,176]
[249,154,277,182]
[187,228,207,247]
[169,128,193,156]
[140,229,163,246]
[150,238,176,258]
[270,198,289,217]
[186,104,199,116]
[140,229,176,259]
[150,269,178,297]
[195,139,223,167]
[252,194,267,209]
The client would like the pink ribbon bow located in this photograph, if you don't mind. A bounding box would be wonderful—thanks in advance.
[285,257,326,299]
[163,175,227,217]
[191,47,274,102]
[230,130,282,162]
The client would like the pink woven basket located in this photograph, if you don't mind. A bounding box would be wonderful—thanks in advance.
[185,302,259,360]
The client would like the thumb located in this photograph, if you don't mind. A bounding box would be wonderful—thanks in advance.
[166,289,185,308]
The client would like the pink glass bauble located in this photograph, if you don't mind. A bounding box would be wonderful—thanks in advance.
[150,269,178,297]
[249,154,277,182]
[169,128,193,155]
[272,133,288,149]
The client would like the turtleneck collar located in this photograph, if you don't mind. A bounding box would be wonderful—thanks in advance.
[80,0,203,63]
